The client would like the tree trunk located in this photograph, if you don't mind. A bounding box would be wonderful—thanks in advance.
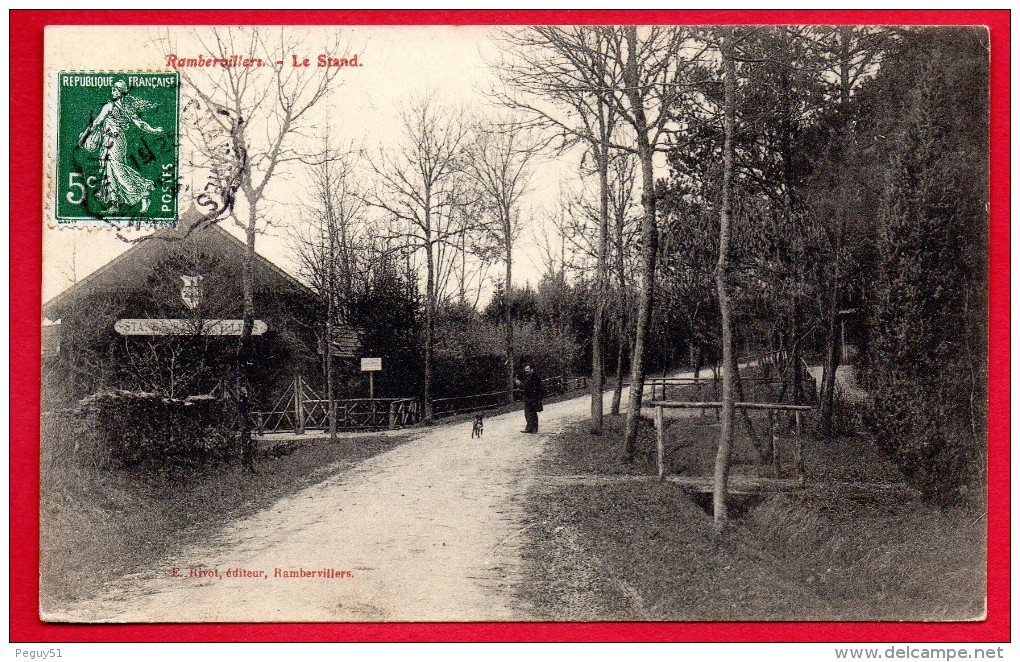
[623,144,657,460]
[622,26,658,461]
[424,237,435,423]
[793,275,804,405]
[505,235,515,406]
[611,330,627,416]
[590,149,609,434]
[237,204,258,472]
[610,192,628,417]
[590,311,605,432]
[819,259,842,434]
[712,29,737,531]
[326,205,338,442]
[819,306,840,435]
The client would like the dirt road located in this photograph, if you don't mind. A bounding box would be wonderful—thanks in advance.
[48,390,620,623]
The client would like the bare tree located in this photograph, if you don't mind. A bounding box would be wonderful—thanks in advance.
[494,25,624,434]
[498,25,707,447]
[367,95,475,422]
[164,27,346,470]
[551,155,640,417]
[609,26,710,459]
[465,123,538,404]
[606,153,641,415]
[450,224,491,310]
[292,139,366,440]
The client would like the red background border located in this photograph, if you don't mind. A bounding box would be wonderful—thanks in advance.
[10,9,1010,643]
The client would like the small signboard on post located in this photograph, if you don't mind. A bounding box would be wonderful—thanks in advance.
[361,357,382,399]
[325,325,362,358]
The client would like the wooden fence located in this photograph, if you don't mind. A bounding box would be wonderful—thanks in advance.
[253,374,589,433]
[432,375,589,419]
[643,372,818,407]
[252,377,421,434]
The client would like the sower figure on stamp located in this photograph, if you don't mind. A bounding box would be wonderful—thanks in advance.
[516,364,544,434]
[77,80,163,214]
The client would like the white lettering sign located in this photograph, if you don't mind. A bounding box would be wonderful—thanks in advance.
[360,357,382,372]
[114,319,268,336]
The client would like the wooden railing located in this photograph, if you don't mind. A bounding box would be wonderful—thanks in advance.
[642,374,818,406]
[651,400,815,483]
[252,376,423,434]
[254,397,421,434]
[254,374,590,433]
[432,375,589,419]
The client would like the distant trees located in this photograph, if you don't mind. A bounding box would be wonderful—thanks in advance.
[466,124,538,406]
[292,142,366,437]
[496,26,706,447]
[494,25,624,434]
[367,96,476,423]
[345,253,424,400]
[483,280,587,380]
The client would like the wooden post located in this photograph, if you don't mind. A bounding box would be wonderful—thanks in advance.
[795,411,806,487]
[796,434,806,488]
[770,410,780,478]
[389,401,397,430]
[295,375,306,435]
[655,405,665,480]
[369,372,374,400]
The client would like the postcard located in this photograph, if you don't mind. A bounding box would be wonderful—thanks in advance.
[29,15,1003,636]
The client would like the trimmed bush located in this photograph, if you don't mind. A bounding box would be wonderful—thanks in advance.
[73,390,235,470]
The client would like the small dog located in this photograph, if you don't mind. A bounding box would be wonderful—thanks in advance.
[471,413,484,439]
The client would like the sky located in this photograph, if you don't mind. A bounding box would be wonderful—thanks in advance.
[42,25,583,304]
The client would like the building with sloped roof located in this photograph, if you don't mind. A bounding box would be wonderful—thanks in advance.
[42,206,322,409]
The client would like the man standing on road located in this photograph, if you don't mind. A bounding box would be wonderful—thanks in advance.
[517,364,544,434]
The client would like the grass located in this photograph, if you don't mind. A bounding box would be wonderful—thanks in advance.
[517,412,986,621]
[39,424,414,612]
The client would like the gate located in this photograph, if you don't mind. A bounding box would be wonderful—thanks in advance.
[253,376,421,434]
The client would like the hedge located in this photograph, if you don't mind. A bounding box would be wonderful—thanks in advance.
[73,390,236,470]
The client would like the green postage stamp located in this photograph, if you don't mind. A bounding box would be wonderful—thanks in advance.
[55,72,180,224]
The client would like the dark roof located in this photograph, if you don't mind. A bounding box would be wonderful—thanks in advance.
[43,206,314,318]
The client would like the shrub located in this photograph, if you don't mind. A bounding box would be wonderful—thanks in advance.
[861,370,982,507]
[73,390,235,470]
[855,29,988,506]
